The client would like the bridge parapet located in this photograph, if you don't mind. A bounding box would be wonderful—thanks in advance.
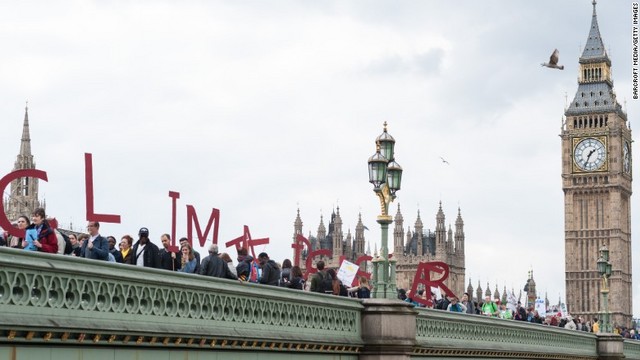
[1,247,638,360]
[414,308,599,359]
[624,338,640,359]
[0,247,362,356]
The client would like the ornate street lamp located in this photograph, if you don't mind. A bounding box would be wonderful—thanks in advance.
[597,245,612,333]
[367,122,403,299]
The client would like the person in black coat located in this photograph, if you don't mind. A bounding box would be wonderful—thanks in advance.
[107,236,123,263]
[159,234,181,271]
[236,247,254,281]
[200,244,237,280]
[131,227,160,268]
[257,252,281,286]
[286,266,305,290]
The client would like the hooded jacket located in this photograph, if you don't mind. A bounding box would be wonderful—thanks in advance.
[259,259,281,286]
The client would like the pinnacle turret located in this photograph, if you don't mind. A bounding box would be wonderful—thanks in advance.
[19,105,32,157]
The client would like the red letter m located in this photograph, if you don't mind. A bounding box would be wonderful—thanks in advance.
[186,205,220,247]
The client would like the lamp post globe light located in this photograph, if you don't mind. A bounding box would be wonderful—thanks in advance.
[367,122,403,299]
[597,245,612,333]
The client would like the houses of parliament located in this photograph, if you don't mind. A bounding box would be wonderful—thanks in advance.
[291,204,467,296]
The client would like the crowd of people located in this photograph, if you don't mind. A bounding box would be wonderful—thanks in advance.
[398,289,640,339]
[0,208,371,299]
[3,208,639,337]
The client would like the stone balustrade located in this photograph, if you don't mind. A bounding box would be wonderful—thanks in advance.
[0,247,638,360]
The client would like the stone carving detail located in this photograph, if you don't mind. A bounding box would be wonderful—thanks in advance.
[415,310,597,357]
[0,254,360,338]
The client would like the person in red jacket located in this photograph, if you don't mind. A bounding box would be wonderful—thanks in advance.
[22,207,58,254]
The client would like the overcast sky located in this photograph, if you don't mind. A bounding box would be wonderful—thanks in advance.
[1,1,638,313]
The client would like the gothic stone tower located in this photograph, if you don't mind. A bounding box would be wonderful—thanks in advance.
[562,1,632,326]
[393,202,466,295]
[4,106,43,221]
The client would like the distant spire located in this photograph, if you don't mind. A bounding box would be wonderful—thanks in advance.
[415,209,423,227]
[436,202,445,223]
[20,103,32,157]
[394,203,403,221]
[294,207,302,226]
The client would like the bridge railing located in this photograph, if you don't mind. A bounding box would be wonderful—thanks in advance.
[624,338,640,359]
[414,307,598,358]
[0,247,362,356]
[0,247,636,360]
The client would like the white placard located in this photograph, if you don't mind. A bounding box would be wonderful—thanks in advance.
[337,260,359,286]
[431,286,442,300]
[535,298,546,317]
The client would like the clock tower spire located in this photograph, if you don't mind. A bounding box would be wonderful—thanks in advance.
[561,1,632,327]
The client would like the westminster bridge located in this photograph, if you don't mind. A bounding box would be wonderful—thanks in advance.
[0,248,639,360]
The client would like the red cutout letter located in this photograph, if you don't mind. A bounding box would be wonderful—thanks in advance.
[186,205,220,247]
[410,261,456,307]
[291,234,311,267]
[0,169,48,238]
[225,225,269,259]
[84,153,121,223]
[168,191,180,245]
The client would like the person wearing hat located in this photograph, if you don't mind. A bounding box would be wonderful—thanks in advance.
[257,252,281,286]
[131,227,160,268]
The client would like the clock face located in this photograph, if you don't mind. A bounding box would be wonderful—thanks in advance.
[574,137,607,171]
[623,141,631,174]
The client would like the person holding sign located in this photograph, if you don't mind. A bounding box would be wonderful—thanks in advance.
[22,208,58,253]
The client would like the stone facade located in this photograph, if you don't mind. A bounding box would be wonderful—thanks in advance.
[562,2,632,327]
[292,203,466,296]
[3,106,44,222]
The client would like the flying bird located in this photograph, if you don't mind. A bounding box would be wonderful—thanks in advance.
[541,49,564,70]
[439,156,450,165]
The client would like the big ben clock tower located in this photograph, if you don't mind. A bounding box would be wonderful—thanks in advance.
[562,1,632,327]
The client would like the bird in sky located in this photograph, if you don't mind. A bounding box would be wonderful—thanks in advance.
[541,49,564,70]
[439,156,450,165]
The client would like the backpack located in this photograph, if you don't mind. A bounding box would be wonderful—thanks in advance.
[318,271,334,294]
[249,261,261,283]
[57,230,73,255]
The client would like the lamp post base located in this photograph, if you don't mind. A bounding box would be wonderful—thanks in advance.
[372,217,397,300]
